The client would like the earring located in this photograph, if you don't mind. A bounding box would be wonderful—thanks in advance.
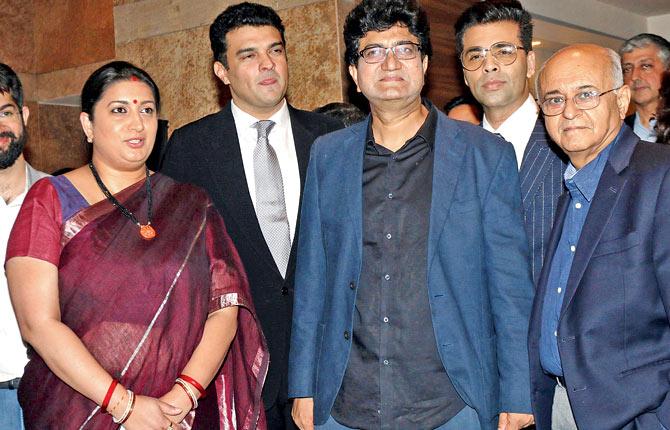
[87,137,93,143]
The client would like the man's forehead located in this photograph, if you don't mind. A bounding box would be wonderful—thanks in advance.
[541,53,609,93]
[622,46,662,63]
[462,21,521,47]
[0,91,18,108]
[360,25,417,45]
[226,25,282,46]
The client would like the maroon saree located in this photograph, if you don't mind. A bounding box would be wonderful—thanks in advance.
[6,173,268,430]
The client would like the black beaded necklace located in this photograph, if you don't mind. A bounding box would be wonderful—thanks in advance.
[88,162,157,240]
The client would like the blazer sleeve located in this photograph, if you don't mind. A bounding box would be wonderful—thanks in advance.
[652,166,670,423]
[482,143,534,414]
[288,140,328,398]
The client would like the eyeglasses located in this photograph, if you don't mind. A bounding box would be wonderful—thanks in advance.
[540,86,622,116]
[358,42,422,64]
[460,42,526,71]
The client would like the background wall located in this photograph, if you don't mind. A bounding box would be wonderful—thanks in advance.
[1,0,477,174]
[6,0,668,174]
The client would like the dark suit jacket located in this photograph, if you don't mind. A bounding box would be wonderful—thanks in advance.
[289,111,534,428]
[518,118,567,285]
[529,126,670,429]
[624,113,635,129]
[161,101,342,408]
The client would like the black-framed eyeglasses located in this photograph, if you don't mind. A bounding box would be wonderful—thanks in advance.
[540,86,622,116]
[358,42,422,64]
[460,42,526,71]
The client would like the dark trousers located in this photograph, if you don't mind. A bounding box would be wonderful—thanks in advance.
[266,398,298,430]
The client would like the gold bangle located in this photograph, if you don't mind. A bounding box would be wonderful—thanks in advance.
[112,390,135,424]
[175,378,198,409]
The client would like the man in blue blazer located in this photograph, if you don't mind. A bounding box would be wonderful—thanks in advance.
[529,44,670,429]
[455,0,567,286]
[288,1,534,429]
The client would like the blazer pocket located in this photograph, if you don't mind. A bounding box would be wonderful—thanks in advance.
[592,231,640,258]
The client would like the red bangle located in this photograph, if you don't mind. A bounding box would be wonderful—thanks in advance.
[101,379,118,412]
[178,374,206,398]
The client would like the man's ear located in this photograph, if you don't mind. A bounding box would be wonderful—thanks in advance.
[21,106,29,126]
[213,61,230,85]
[616,84,631,119]
[526,50,536,78]
[348,64,361,93]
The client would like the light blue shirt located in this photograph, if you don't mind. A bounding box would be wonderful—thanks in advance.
[539,130,622,377]
[633,112,657,142]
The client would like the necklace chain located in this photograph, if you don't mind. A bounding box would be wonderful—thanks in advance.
[88,162,153,228]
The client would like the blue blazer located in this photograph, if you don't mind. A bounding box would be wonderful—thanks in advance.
[518,118,567,285]
[288,110,534,429]
[529,126,670,429]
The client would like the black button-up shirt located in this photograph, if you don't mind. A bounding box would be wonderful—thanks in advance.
[332,105,464,429]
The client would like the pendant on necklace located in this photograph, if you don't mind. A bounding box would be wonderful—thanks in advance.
[139,224,157,240]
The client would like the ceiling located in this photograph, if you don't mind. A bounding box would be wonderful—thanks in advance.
[596,0,670,16]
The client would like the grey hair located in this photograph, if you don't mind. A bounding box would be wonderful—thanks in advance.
[619,33,670,68]
[535,45,624,97]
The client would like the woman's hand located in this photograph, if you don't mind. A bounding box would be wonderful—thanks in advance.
[159,385,194,424]
[121,395,181,430]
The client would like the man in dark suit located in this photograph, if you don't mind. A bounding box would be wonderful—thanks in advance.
[161,3,341,429]
[289,1,534,429]
[455,0,567,285]
[529,43,670,429]
[619,33,670,142]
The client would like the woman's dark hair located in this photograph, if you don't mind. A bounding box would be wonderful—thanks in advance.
[80,61,160,120]
[343,0,432,67]
[454,0,533,55]
[0,63,24,108]
[657,71,670,144]
[210,2,286,67]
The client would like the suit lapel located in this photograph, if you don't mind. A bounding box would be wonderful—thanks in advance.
[285,106,319,277]
[345,122,366,254]
[519,118,563,205]
[531,192,570,331]
[560,129,638,316]
[427,114,467,270]
[206,104,279,275]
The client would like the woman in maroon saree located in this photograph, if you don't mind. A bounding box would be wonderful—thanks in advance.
[5,62,267,429]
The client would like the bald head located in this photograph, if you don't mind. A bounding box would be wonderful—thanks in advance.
[537,44,630,169]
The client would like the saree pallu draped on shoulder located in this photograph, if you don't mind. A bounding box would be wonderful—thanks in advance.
[10,174,268,430]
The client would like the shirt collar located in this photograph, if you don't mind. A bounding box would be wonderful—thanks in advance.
[633,112,657,141]
[482,94,538,137]
[564,127,623,202]
[1,164,30,208]
[230,98,289,131]
[365,101,438,154]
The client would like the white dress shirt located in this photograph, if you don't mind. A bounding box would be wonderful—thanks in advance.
[483,94,539,169]
[1,163,48,382]
[231,99,300,242]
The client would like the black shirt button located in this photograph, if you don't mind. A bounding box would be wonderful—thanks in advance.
[281,287,289,295]
[344,331,350,340]
[349,282,355,290]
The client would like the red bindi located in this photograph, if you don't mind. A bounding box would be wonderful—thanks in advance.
[133,99,138,104]
[130,75,139,82]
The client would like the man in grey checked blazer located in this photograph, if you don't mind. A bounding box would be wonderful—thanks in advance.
[455,0,567,284]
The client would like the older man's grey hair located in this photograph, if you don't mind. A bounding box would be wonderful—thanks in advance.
[619,33,670,68]
[535,46,624,97]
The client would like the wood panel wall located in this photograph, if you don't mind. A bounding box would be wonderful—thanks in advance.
[421,0,478,112]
